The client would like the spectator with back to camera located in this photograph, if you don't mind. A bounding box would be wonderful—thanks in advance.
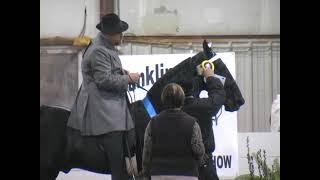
[142,83,205,180]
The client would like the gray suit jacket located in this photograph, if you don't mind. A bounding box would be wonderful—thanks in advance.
[67,32,134,136]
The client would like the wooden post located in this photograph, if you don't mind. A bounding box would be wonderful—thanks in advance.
[100,0,114,18]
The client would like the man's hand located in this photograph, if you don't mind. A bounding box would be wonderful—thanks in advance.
[203,67,214,78]
[128,73,140,83]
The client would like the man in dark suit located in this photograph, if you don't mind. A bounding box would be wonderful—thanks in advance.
[180,66,226,180]
[67,13,140,180]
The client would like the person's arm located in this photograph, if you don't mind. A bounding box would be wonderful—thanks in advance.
[90,47,130,92]
[196,76,226,115]
[142,121,152,177]
[191,121,205,164]
[206,76,226,105]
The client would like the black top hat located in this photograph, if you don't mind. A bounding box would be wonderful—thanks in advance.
[96,13,129,33]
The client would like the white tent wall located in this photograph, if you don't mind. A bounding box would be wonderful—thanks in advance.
[40,0,280,132]
[120,0,279,35]
[40,0,279,37]
[40,0,100,38]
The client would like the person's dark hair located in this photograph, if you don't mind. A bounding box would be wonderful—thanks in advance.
[161,83,185,109]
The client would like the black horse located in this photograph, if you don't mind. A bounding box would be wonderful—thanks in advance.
[40,40,245,180]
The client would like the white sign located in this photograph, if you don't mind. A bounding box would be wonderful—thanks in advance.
[121,54,191,102]
[121,52,238,178]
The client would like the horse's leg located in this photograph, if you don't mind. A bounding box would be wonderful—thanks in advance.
[41,106,70,180]
[129,100,151,173]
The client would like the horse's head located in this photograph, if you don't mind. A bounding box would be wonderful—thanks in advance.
[144,40,213,112]
[145,40,244,113]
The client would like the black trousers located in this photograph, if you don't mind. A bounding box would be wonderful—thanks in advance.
[198,153,219,180]
[97,131,129,180]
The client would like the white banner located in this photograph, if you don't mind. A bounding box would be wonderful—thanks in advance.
[120,52,238,178]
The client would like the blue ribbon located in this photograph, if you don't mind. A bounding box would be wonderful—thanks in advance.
[142,95,157,118]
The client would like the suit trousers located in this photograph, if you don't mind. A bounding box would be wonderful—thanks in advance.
[198,153,219,180]
[97,131,129,180]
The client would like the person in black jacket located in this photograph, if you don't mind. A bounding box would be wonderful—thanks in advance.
[179,66,226,180]
[142,83,205,180]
